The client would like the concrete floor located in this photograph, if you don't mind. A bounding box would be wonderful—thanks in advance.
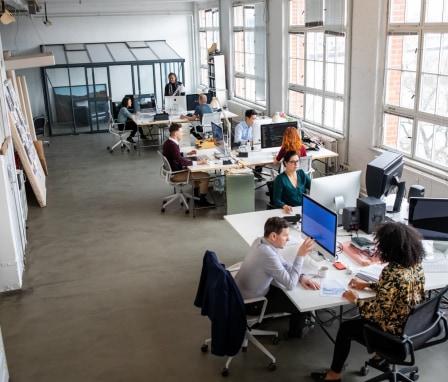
[0,134,446,382]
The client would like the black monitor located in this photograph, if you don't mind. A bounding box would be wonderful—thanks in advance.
[408,198,448,241]
[211,121,229,157]
[186,92,213,111]
[134,94,156,112]
[366,151,405,213]
[301,194,338,262]
[260,121,298,149]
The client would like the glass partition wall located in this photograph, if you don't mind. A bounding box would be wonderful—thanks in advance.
[41,41,185,136]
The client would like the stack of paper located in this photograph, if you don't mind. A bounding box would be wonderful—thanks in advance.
[355,264,385,283]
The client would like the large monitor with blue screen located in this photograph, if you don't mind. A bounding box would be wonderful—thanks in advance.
[408,198,448,242]
[309,171,362,226]
[301,194,338,262]
[261,121,298,149]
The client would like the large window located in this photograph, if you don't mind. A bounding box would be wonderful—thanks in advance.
[232,2,266,106]
[383,0,448,170]
[288,0,348,133]
[198,8,220,87]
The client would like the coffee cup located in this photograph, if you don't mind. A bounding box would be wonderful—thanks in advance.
[318,266,329,278]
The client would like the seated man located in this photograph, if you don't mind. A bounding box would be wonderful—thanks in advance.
[181,94,213,139]
[235,217,320,339]
[234,109,257,147]
[162,123,215,207]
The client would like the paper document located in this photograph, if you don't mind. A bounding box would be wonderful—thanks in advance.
[355,264,386,283]
[320,279,347,297]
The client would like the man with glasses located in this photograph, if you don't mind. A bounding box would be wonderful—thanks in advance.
[273,150,312,213]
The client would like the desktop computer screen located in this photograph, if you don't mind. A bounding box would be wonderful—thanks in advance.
[261,121,298,149]
[301,194,338,262]
[211,121,229,157]
[309,171,362,225]
[408,197,448,241]
[164,95,187,114]
[186,92,213,111]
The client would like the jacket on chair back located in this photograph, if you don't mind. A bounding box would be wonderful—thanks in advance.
[194,250,246,356]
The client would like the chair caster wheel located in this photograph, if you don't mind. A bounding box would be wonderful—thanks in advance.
[410,372,419,381]
[185,209,189,214]
[360,366,369,376]
[200,344,208,353]
[109,150,113,153]
[127,149,130,152]
[161,208,165,212]
[267,362,276,371]
[221,368,229,377]
[272,336,280,345]
[241,346,247,353]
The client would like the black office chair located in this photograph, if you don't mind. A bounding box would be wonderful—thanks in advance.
[266,180,276,210]
[360,285,448,382]
[33,115,50,146]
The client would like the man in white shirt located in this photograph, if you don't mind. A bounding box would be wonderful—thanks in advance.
[235,217,320,338]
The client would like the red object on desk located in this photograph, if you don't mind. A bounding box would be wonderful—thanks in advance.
[342,242,382,266]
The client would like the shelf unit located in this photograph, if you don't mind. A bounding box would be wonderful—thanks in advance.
[207,54,226,105]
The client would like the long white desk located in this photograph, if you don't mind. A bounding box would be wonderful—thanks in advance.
[224,207,448,313]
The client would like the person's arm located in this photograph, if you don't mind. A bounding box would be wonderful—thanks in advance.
[234,123,243,144]
[274,147,285,164]
[300,145,307,157]
[273,174,293,212]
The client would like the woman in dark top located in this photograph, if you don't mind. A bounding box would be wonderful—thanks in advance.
[273,150,311,213]
[164,73,182,96]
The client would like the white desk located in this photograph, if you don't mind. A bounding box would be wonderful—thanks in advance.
[224,207,448,313]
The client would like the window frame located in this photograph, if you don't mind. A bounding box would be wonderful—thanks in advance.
[198,7,220,89]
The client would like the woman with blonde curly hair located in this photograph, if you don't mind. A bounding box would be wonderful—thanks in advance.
[273,126,307,165]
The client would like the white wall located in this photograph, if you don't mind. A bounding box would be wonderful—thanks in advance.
[0,7,196,117]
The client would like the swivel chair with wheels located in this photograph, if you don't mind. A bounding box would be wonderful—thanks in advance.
[106,114,136,153]
[360,285,448,382]
[157,151,192,214]
[194,251,279,377]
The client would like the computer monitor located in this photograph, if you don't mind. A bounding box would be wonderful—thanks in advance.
[164,95,187,115]
[309,171,362,226]
[301,194,338,263]
[186,92,213,111]
[408,197,448,242]
[134,94,156,113]
[261,121,298,149]
[211,121,229,157]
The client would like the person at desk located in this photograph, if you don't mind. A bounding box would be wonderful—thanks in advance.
[162,123,215,207]
[164,72,183,96]
[234,109,257,146]
[180,94,213,123]
[273,150,311,213]
[311,221,425,382]
[273,126,307,165]
[117,96,147,142]
[235,217,320,339]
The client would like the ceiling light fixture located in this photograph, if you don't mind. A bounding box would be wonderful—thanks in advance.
[1,1,16,25]
[43,1,51,26]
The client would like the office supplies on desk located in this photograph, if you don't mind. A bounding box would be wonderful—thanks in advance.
[342,241,382,266]
[282,214,302,225]
[351,236,375,251]
[355,263,385,282]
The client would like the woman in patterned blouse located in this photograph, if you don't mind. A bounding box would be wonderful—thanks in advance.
[311,222,426,382]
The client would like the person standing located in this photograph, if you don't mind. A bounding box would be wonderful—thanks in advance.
[162,123,215,207]
[164,73,182,96]
[235,217,320,339]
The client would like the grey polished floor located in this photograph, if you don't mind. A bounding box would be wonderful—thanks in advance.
[0,134,446,382]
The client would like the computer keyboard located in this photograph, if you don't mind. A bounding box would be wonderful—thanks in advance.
[422,261,448,273]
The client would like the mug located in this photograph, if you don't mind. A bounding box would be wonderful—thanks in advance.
[318,266,329,278]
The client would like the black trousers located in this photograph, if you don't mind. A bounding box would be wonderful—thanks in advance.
[245,285,307,337]
[330,317,373,373]
[120,119,143,137]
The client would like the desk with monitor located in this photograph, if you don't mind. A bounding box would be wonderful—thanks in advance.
[224,206,448,341]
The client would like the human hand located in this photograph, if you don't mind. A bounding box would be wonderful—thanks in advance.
[297,237,315,257]
[300,276,321,290]
[342,289,359,304]
[187,150,197,156]
[348,278,369,290]
[283,205,293,214]
[198,159,208,165]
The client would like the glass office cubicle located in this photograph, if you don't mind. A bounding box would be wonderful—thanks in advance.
[40,41,185,136]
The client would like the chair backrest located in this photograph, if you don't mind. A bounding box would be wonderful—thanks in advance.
[266,180,275,209]
[299,155,313,175]
[157,150,172,177]
[363,285,448,365]
[202,112,221,128]
[33,116,47,136]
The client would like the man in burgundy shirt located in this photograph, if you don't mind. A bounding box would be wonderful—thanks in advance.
[162,123,215,207]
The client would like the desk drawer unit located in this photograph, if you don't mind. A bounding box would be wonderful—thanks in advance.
[226,173,254,214]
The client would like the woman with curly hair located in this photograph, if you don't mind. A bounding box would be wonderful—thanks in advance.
[273,126,307,165]
[310,221,426,382]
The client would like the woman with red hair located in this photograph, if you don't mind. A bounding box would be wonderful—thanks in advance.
[273,126,306,165]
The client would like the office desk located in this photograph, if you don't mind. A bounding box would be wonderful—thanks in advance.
[224,207,448,313]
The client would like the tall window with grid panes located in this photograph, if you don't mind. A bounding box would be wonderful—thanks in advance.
[383,0,448,171]
[198,8,220,89]
[232,2,266,106]
[288,0,348,133]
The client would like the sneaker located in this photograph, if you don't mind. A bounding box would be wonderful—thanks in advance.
[299,324,314,339]
[140,135,148,140]
[197,199,216,207]
[310,371,341,382]
[127,136,135,143]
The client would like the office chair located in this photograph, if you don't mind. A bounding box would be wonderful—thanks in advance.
[360,285,448,382]
[33,115,50,146]
[266,180,276,210]
[195,251,279,377]
[106,114,136,153]
[157,151,192,214]
[299,154,314,177]
[193,112,221,138]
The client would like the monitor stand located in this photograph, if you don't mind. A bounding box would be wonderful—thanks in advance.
[335,195,345,226]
